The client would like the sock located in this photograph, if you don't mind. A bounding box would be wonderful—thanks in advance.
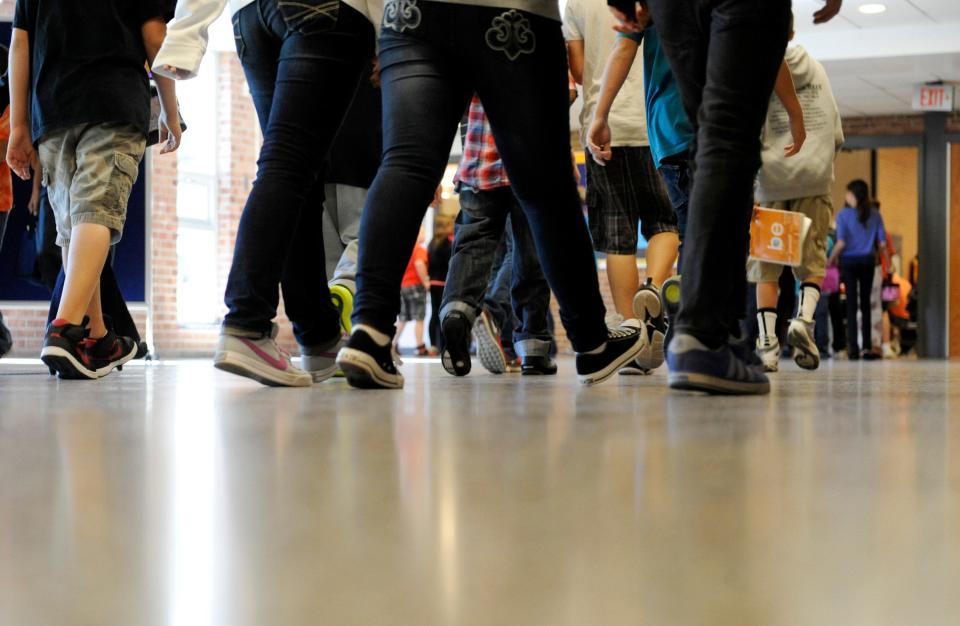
[757,308,778,343]
[355,324,391,347]
[798,283,821,322]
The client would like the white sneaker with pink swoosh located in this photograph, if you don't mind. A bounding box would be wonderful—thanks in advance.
[214,324,312,387]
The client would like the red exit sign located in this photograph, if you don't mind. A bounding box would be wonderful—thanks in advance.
[913,84,955,112]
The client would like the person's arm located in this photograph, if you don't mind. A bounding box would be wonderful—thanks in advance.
[27,156,42,216]
[829,212,848,267]
[415,258,430,290]
[143,18,182,154]
[828,240,845,267]
[877,216,891,269]
[567,40,585,86]
[814,0,843,24]
[586,35,640,165]
[6,28,35,181]
[774,59,805,157]
[153,0,230,80]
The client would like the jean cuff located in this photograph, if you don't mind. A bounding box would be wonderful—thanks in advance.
[222,322,271,340]
[439,301,477,326]
[514,338,550,358]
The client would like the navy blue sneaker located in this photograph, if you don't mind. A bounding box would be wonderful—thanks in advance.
[667,332,770,395]
[728,333,764,369]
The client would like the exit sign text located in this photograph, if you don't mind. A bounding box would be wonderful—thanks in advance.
[913,84,955,112]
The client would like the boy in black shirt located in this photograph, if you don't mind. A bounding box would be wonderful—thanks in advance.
[7,0,180,379]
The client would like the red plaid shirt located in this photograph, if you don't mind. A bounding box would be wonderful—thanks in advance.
[455,96,510,191]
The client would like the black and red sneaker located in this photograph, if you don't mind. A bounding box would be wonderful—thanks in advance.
[41,318,97,380]
[84,330,139,377]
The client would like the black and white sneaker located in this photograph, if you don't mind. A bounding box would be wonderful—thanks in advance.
[337,327,404,390]
[521,355,558,376]
[633,279,667,371]
[85,330,139,377]
[440,311,472,376]
[576,320,647,385]
[619,362,653,376]
[41,318,98,380]
[787,318,820,370]
[473,309,508,374]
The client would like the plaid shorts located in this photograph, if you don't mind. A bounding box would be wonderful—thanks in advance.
[399,285,427,321]
[585,147,678,254]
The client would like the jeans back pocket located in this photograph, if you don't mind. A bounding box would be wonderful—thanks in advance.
[278,0,341,35]
[232,14,246,60]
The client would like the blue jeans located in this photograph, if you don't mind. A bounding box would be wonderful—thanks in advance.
[658,158,690,272]
[351,1,607,353]
[223,0,374,346]
[441,187,552,358]
[646,0,791,347]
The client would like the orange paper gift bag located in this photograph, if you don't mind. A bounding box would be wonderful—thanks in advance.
[748,206,812,267]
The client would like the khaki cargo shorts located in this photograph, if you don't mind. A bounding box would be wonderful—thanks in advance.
[747,194,833,283]
[39,122,146,247]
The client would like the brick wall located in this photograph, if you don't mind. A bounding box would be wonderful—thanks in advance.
[842,112,960,137]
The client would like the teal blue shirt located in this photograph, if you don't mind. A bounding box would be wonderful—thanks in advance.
[620,28,693,166]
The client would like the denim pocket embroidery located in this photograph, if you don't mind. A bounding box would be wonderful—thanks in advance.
[383,0,422,33]
[279,0,340,35]
[485,10,536,61]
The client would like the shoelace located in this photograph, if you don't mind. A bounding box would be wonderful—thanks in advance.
[607,326,638,340]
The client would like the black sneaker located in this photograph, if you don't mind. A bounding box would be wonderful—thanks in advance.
[135,341,150,360]
[521,355,558,376]
[440,311,472,377]
[85,330,139,377]
[576,321,647,385]
[336,327,404,389]
[41,318,97,380]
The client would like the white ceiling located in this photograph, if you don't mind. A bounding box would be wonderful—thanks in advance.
[792,0,960,116]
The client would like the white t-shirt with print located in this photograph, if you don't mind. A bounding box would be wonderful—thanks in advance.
[563,0,648,149]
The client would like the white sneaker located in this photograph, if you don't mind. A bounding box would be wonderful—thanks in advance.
[882,343,898,359]
[214,324,312,387]
[301,332,348,382]
[632,279,667,371]
[756,334,781,373]
[787,318,820,371]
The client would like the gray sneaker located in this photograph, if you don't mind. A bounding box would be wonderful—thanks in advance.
[787,318,820,371]
[473,309,508,375]
[214,324,312,387]
[301,332,348,383]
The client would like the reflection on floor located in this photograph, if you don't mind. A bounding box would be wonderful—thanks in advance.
[0,358,958,625]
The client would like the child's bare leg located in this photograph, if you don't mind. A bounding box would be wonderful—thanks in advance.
[644,232,681,287]
[58,223,109,337]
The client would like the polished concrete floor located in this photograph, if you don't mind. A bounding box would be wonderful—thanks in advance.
[0,357,958,626]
